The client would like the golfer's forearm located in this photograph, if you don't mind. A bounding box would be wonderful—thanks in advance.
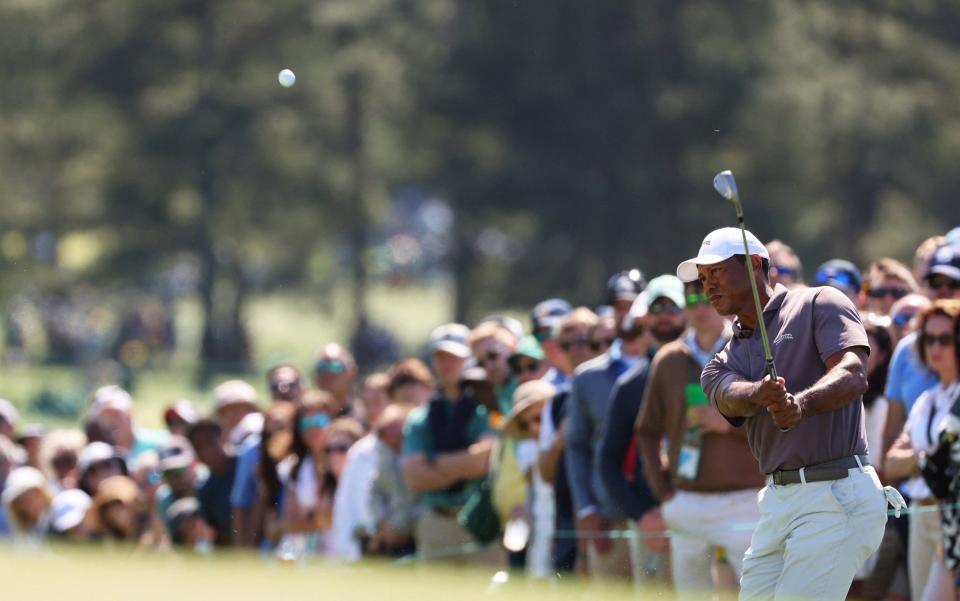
[715,380,762,418]
[797,352,868,417]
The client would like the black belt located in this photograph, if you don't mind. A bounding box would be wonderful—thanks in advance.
[769,455,868,486]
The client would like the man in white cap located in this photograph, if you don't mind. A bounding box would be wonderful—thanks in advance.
[211,380,260,442]
[0,399,19,442]
[679,227,889,600]
[90,385,167,463]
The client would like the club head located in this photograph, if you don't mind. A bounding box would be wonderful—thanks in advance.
[713,170,739,203]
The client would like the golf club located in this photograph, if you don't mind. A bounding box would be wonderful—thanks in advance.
[713,170,788,430]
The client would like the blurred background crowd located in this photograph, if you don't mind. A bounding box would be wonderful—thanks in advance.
[3,229,960,601]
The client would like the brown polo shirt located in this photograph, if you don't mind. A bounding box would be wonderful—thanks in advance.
[701,284,870,475]
[636,338,764,496]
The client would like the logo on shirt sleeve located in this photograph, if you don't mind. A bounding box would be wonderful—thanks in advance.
[773,333,794,346]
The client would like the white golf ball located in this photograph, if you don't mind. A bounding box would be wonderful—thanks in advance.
[278,69,296,88]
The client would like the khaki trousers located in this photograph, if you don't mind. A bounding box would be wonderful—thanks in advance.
[740,466,887,601]
[908,503,955,601]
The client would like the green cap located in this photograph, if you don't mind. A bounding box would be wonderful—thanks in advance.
[645,274,686,309]
[509,335,545,363]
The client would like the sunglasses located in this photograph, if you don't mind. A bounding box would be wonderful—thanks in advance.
[314,359,347,374]
[922,333,955,348]
[649,301,682,315]
[590,338,616,352]
[867,288,909,300]
[299,414,331,431]
[480,351,502,364]
[559,335,590,352]
[815,271,858,291]
[774,266,799,279]
[685,292,710,308]
[324,444,351,455]
[891,312,916,328]
[621,325,645,341]
[512,361,542,376]
[928,276,960,291]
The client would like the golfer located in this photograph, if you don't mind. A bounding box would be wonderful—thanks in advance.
[678,227,887,601]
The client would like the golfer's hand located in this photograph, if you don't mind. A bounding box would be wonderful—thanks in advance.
[769,394,802,430]
[751,376,787,407]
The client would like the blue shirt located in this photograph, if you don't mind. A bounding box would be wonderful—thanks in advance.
[230,435,261,510]
[886,332,939,415]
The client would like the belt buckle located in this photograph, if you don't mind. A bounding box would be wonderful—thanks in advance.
[772,471,783,486]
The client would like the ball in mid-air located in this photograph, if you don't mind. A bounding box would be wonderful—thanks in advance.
[278,69,296,88]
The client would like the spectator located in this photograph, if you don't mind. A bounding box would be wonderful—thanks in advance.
[166,497,215,552]
[469,322,519,415]
[16,424,46,470]
[501,380,555,578]
[565,291,653,580]
[539,307,600,573]
[644,275,688,347]
[366,403,417,557]
[267,364,304,404]
[90,385,166,463]
[162,400,199,437]
[860,258,919,315]
[384,358,434,407]
[229,410,266,547]
[77,442,128,496]
[1,466,51,541]
[884,300,960,601]
[606,269,646,329]
[278,392,338,555]
[258,402,297,548]
[595,288,676,583]
[0,436,15,536]
[765,239,805,288]
[0,399,18,441]
[358,372,390,428]
[325,416,366,559]
[508,336,549,386]
[814,259,863,305]
[186,419,237,546]
[530,298,574,386]
[636,278,762,596]
[92,475,150,544]
[43,429,85,493]
[211,380,260,443]
[313,343,359,418]
[587,315,617,357]
[49,488,93,541]
[156,436,199,538]
[402,322,499,564]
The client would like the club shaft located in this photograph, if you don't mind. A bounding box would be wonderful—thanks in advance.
[737,216,778,381]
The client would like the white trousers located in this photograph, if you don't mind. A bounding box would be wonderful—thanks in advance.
[661,488,760,596]
[740,466,887,601]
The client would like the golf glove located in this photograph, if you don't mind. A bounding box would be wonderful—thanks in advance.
[883,486,907,518]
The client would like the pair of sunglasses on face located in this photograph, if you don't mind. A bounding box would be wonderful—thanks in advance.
[314,359,347,374]
[866,287,910,300]
[299,414,331,431]
[685,292,710,308]
[559,335,613,353]
[511,360,542,376]
[928,275,960,291]
[922,333,955,348]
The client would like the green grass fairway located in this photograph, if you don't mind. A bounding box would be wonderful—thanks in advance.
[0,545,669,601]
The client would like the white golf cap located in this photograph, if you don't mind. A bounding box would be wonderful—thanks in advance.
[677,227,769,283]
[91,385,133,416]
[0,399,19,427]
[229,411,264,447]
[429,323,471,358]
[1,466,47,507]
[212,380,259,412]
[50,488,92,533]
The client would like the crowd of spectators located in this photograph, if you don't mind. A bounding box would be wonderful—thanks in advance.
[2,227,960,600]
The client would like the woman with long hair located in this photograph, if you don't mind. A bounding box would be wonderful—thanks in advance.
[885,300,960,601]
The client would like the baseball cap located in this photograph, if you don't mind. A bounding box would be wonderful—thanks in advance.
[166,496,203,539]
[645,275,686,309]
[622,291,649,332]
[50,489,92,533]
[607,269,646,303]
[91,385,133,416]
[77,441,125,476]
[229,411,264,448]
[1,466,47,507]
[509,335,546,365]
[0,399,19,428]
[677,227,769,283]
[814,259,863,295]
[164,400,199,425]
[927,243,960,282]
[158,436,195,472]
[531,298,572,333]
[212,380,259,412]
[429,323,471,358]
[93,475,140,510]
